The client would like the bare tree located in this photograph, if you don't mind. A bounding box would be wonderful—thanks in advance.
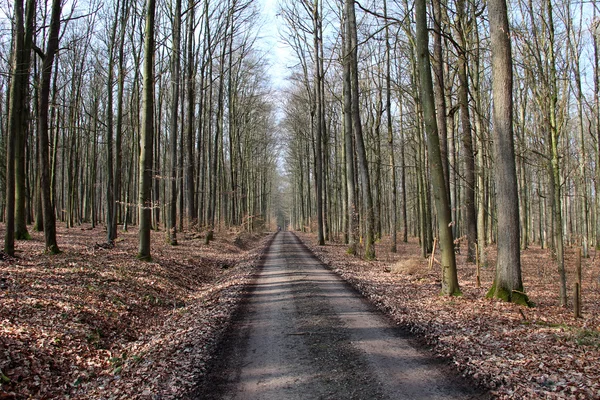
[345,0,375,259]
[486,0,529,305]
[137,0,156,260]
[415,0,460,295]
[167,0,182,245]
[37,0,62,254]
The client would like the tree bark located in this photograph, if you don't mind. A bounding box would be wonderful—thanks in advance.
[37,0,62,254]
[114,0,129,236]
[4,0,25,255]
[138,0,156,261]
[486,0,528,305]
[342,14,357,255]
[106,0,120,243]
[167,0,181,245]
[14,0,35,241]
[431,0,449,199]
[384,0,397,252]
[546,0,567,306]
[454,0,477,263]
[346,0,375,259]
[314,0,325,245]
[415,0,459,295]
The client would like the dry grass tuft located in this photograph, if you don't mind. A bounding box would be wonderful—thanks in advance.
[391,257,425,275]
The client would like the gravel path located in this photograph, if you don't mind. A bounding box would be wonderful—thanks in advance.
[197,231,488,399]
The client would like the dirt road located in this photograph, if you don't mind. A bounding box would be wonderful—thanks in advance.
[198,231,487,399]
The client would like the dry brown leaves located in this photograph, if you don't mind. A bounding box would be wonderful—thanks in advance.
[0,224,271,399]
[297,233,600,400]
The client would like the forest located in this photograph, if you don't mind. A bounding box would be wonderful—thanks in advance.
[0,0,599,397]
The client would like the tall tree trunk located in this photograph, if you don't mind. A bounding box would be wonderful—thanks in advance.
[432,0,449,199]
[138,0,156,260]
[114,0,129,235]
[186,0,198,227]
[33,61,43,232]
[567,10,589,258]
[342,16,357,255]
[167,0,181,245]
[14,0,35,241]
[472,19,487,267]
[546,0,567,306]
[415,0,459,295]
[106,0,120,243]
[37,0,61,254]
[596,1,600,251]
[454,0,477,263]
[346,0,375,259]
[4,0,25,255]
[384,0,397,252]
[486,0,528,305]
[314,0,325,245]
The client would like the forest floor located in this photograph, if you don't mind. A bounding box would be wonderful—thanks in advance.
[297,232,600,399]
[197,231,487,400]
[1,224,599,399]
[0,223,273,399]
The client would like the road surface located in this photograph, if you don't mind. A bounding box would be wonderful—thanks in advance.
[197,231,487,399]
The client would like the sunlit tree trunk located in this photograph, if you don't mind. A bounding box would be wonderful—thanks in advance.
[486,0,528,305]
[546,0,567,306]
[14,0,35,241]
[106,0,120,243]
[384,0,397,252]
[314,0,325,245]
[454,0,477,263]
[342,13,357,255]
[138,0,156,260]
[167,0,181,245]
[431,0,449,199]
[346,0,375,259]
[4,0,25,255]
[416,0,459,295]
[37,0,62,254]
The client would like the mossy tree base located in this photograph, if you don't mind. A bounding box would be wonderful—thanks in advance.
[364,245,376,261]
[440,289,463,297]
[166,232,178,246]
[346,244,357,256]
[136,254,152,262]
[15,232,31,240]
[205,230,214,245]
[486,281,533,307]
[45,245,61,255]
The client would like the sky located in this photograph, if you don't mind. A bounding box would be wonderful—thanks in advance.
[258,0,293,90]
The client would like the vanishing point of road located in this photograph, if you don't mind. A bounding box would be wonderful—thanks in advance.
[198,231,488,399]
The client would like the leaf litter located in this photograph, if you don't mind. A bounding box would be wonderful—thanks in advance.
[0,224,271,399]
[297,232,600,400]
[2,224,599,399]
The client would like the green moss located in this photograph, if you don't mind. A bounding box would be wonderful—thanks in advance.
[1,370,11,384]
[165,233,178,246]
[440,288,463,297]
[15,231,31,240]
[487,281,533,307]
[136,253,152,262]
[511,290,530,306]
[346,244,357,256]
[46,245,61,255]
[574,329,600,348]
[486,281,498,299]
[497,287,511,302]
[364,244,376,260]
